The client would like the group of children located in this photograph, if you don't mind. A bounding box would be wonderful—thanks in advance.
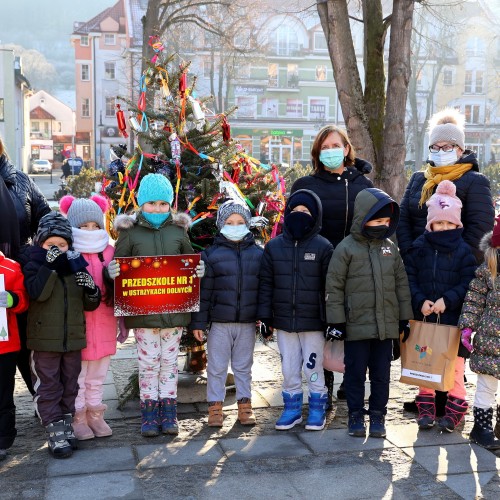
[1,171,500,461]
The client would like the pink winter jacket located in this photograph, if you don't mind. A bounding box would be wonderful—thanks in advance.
[81,245,117,360]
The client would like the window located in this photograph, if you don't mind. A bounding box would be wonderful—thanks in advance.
[0,98,4,121]
[269,25,299,56]
[235,96,257,118]
[464,104,480,124]
[81,98,90,118]
[464,69,485,94]
[287,64,298,88]
[105,97,115,117]
[443,68,453,85]
[314,32,328,51]
[104,34,115,45]
[31,121,40,132]
[202,59,211,78]
[56,122,62,133]
[81,64,90,81]
[268,63,278,88]
[416,70,423,88]
[466,37,485,57]
[315,65,327,81]
[235,63,251,79]
[104,62,116,80]
[475,70,483,93]
[286,99,302,118]
[309,97,328,120]
[81,35,89,46]
[44,122,49,135]
[261,98,278,118]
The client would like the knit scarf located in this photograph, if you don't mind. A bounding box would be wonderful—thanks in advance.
[419,163,473,208]
[71,227,110,254]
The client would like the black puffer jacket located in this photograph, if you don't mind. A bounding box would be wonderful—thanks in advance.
[258,190,334,332]
[397,152,494,262]
[0,154,51,245]
[189,232,263,330]
[290,158,373,248]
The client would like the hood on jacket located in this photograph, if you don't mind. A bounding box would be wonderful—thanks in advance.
[479,230,496,254]
[0,154,17,186]
[350,188,400,241]
[283,189,323,240]
[354,157,373,175]
[113,211,192,233]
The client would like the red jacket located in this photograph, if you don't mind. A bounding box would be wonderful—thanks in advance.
[0,252,29,355]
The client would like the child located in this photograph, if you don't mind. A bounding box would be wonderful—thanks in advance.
[22,212,101,458]
[114,173,204,437]
[59,195,120,440]
[459,217,500,450]
[325,188,413,438]
[259,189,333,431]
[404,180,477,432]
[190,200,263,427]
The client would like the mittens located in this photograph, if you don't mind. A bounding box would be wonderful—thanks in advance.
[45,245,65,269]
[75,271,97,294]
[325,323,346,341]
[399,320,411,343]
[0,291,14,308]
[461,328,473,352]
[195,260,205,278]
[107,260,120,280]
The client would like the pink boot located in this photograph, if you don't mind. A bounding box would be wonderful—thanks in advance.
[86,404,113,437]
[73,407,94,440]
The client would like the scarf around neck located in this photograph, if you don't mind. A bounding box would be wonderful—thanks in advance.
[71,227,110,254]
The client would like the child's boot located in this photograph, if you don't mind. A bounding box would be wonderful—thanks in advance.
[495,405,500,439]
[275,392,303,430]
[369,411,386,438]
[140,399,160,437]
[469,407,500,450]
[208,401,224,427]
[46,420,73,458]
[159,398,179,435]
[237,398,256,425]
[438,396,468,432]
[305,393,328,430]
[72,407,94,440]
[348,410,366,437]
[86,404,112,437]
[415,395,436,429]
[62,413,79,450]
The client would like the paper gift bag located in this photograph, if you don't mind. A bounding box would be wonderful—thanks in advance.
[323,341,345,373]
[400,319,460,391]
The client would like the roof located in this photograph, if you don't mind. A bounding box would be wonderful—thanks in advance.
[30,106,56,120]
[73,0,126,35]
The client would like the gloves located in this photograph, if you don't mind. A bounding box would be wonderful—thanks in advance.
[259,319,273,339]
[461,328,473,352]
[399,320,411,343]
[45,245,65,269]
[75,271,97,294]
[0,291,14,308]
[195,260,205,278]
[325,323,346,341]
[107,260,120,280]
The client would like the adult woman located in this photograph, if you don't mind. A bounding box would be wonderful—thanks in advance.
[0,137,51,395]
[291,125,373,407]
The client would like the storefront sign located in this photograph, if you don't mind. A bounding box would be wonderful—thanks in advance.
[234,85,266,95]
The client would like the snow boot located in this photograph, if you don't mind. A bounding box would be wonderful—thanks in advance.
[275,392,303,430]
[305,393,328,431]
[72,407,94,440]
[237,398,256,425]
[159,398,179,435]
[324,369,334,410]
[416,395,436,429]
[348,410,366,437]
[438,396,468,432]
[87,404,112,437]
[208,401,224,427]
[62,413,78,450]
[369,411,386,438]
[46,420,73,458]
[495,405,500,440]
[140,399,160,437]
[0,449,7,461]
[469,407,500,450]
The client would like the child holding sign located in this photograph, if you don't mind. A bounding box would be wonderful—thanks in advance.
[114,174,204,437]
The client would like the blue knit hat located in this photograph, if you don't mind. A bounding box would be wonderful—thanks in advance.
[137,173,174,206]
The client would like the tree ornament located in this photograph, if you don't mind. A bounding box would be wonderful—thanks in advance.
[116,104,128,138]
[131,258,141,269]
[222,116,231,142]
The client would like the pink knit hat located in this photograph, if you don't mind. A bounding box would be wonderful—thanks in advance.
[425,180,463,231]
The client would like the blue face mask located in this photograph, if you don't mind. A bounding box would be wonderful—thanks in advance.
[319,148,344,170]
[220,224,250,242]
[142,211,170,228]
[429,150,458,167]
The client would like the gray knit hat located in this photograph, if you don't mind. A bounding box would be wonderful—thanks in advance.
[428,108,465,151]
[34,212,73,246]
[216,200,252,230]
[60,195,108,229]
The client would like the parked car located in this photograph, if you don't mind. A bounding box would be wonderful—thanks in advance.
[31,159,52,174]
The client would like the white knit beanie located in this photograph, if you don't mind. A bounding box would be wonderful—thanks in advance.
[428,108,465,151]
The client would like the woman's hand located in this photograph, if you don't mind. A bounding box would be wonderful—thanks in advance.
[193,330,205,342]
[421,300,434,316]
[432,298,446,315]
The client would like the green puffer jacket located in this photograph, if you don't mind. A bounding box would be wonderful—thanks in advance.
[326,188,413,341]
[114,211,195,329]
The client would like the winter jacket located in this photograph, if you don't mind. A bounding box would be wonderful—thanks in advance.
[114,211,195,329]
[80,245,117,360]
[290,158,373,248]
[189,232,263,330]
[258,190,334,332]
[23,251,101,352]
[0,253,29,355]
[326,188,413,341]
[0,154,51,245]
[458,232,500,379]
[405,228,477,357]
[397,152,494,262]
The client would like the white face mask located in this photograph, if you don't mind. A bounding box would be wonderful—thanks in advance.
[429,150,458,167]
[220,224,250,242]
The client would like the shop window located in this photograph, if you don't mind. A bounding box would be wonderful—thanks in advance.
[309,98,328,120]
[235,96,257,118]
[262,98,278,117]
[286,99,302,118]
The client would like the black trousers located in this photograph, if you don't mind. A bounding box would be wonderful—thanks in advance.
[16,312,35,396]
[0,351,18,450]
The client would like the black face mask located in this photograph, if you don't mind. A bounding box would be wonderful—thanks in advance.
[363,225,388,240]
[284,211,314,240]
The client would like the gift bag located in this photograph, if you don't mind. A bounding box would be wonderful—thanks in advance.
[400,319,460,391]
[323,341,345,373]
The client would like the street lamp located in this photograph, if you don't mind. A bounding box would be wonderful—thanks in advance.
[98,111,105,170]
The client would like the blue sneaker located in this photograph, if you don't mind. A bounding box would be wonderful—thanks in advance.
[369,411,386,438]
[305,393,328,430]
[348,411,366,437]
[275,392,303,430]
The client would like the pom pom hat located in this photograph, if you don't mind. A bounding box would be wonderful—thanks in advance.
[428,108,465,151]
[137,173,174,207]
[60,195,108,229]
[491,216,500,247]
[425,180,463,231]
[216,200,252,230]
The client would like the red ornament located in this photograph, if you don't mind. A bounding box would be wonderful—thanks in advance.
[116,104,128,138]
[145,257,153,265]
[222,116,231,142]
[179,71,187,95]
[120,263,129,272]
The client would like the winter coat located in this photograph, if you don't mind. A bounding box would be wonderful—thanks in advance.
[458,233,500,379]
[405,228,477,357]
[0,253,29,355]
[189,232,263,330]
[326,188,413,341]
[23,252,101,352]
[80,245,117,360]
[290,158,373,248]
[0,154,51,245]
[397,152,494,262]
[113,211,195,329]
[258,190,334,333]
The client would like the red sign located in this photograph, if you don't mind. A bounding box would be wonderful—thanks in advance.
[114,254,200,316]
